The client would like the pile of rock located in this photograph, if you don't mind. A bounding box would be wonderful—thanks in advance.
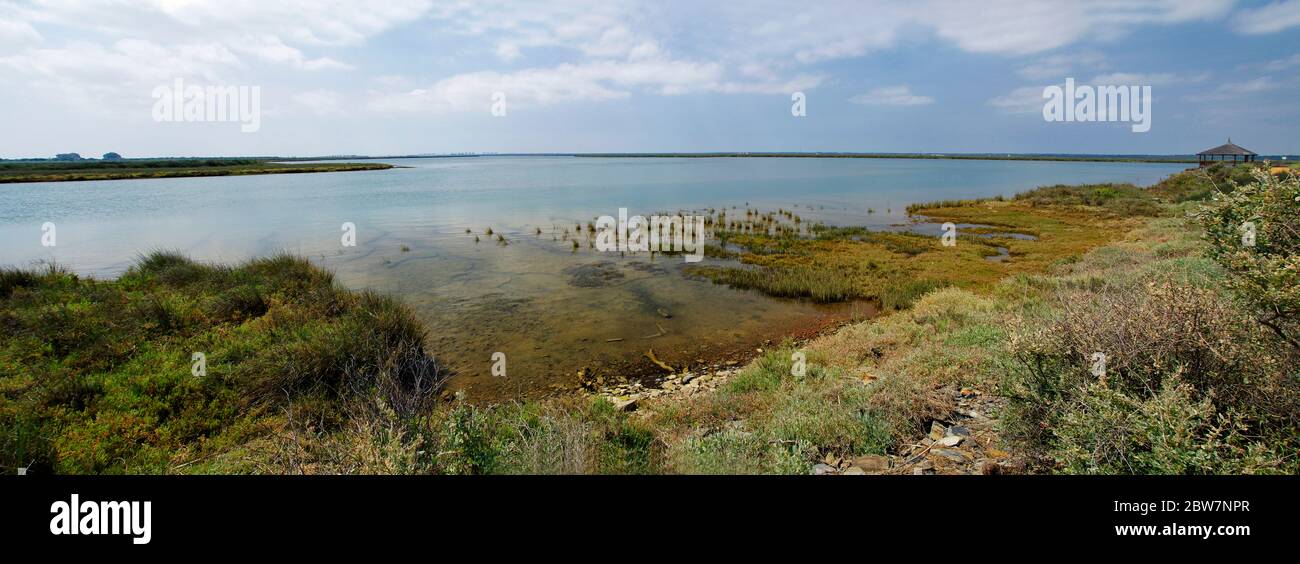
[814,387,1017,476]
[596,366,740,411]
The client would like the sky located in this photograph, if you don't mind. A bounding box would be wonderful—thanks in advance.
[1,0,1298,158]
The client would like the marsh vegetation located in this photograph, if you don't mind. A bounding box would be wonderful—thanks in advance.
[4,164,1295,474]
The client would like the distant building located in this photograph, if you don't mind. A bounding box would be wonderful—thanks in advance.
[1197,139,1257,167]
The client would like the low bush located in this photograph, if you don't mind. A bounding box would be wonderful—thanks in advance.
[1003,279,1299,474]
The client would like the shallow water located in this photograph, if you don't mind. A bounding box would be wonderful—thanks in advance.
[0,156,1187,398]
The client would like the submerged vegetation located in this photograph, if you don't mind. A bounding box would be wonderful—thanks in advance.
[3,163,1295,475]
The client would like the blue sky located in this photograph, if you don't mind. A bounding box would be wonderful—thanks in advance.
[1,0,1297,158]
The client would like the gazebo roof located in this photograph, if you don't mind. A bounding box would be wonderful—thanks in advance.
[1198,139,1257,156]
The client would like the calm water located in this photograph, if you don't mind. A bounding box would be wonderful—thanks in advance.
[0,157,1187,397]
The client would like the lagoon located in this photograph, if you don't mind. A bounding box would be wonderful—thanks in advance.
[0,156,1188,398]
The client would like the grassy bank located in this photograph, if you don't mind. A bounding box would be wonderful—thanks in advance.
[4,164,1295,474]
[0,159,393,183]
[0,253,443,473]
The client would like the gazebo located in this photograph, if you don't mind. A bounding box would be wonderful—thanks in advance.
[1198,139,1257,167]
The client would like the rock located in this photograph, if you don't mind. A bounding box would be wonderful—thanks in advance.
[955,408,981,419]
[932,448,968,463]
[851,455,890,471]
[812,463,836,475]
[936,435,963,447]
[612,398,638,412]
[946,425,971,437]
[841,466,867,475]
[928,421,946,440]
[915,460,934,470]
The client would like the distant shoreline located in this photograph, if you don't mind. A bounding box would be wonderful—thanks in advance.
[0,161,394,184]
[283,152,1206,165]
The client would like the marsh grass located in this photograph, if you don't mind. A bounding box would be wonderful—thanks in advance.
[690,191,1124,310]
[0,251,447,474]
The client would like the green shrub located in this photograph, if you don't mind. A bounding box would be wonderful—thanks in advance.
[1003,279,1299,474]
[0,252,449,474]
[1194,169,1300,350]
[437,399,500,475]
[1014,183,1162,217]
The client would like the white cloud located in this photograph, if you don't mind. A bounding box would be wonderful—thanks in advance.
[0,18,42,48]
[415,0,1237,101]
[1232,0,1300,34]
[293,89,346,116]
[231,34,354,71]
[850,85,934,106]
[909,0,1231,55]
[1090,72,1208,86]
[369,58,705,113]
[989,71,1214,115]
[495,42,522,62]
[1017,52,1107,80]
[0,39,241,86]
[988,86,1048,114]
[0,0,1255,122]
[1223,77,1276,94]
[1,0,413,75]
[1263,53,1300,71]
[1186,77,1277,101]
[0,39,245,116]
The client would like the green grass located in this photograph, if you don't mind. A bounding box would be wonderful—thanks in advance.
[0,251,443,474]
[689,184,1144,310]
[1012,183,1162,217]
[997,216,1299,474]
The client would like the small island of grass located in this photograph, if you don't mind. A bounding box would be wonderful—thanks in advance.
[0,158,394,184]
